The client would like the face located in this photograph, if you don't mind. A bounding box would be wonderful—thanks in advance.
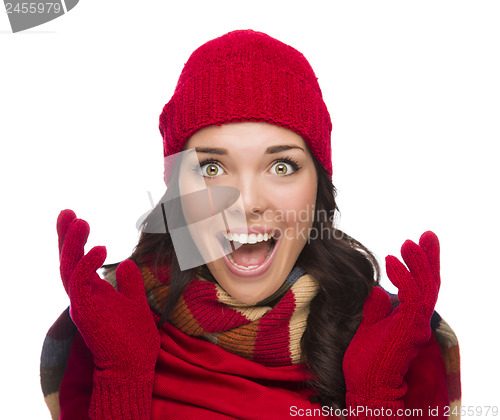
[180,121,318,304]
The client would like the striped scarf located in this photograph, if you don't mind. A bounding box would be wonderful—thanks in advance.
[128,263,318,367]
[40,264,461,419]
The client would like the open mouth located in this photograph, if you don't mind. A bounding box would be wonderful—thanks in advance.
[217,229,280,277]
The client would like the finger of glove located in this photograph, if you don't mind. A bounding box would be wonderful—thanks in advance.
[115,260,149,307]
[385,255,419,305]
[400,240,437,305]
[60,219,90,292]
[361,286,392,327]
[57,209,77,254]
[68,245,107,305]
[418,231,441,290]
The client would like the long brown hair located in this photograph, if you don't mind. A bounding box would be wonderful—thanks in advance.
[298,159,379,408]
[105,156,379,409]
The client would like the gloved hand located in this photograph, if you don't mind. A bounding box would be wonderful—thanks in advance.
[59,211,160,419]
[343,231,440,417]
[68,246,160,375]
[57,209,89,294]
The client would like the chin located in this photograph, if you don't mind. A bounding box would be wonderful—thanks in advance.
[206,254,294,305]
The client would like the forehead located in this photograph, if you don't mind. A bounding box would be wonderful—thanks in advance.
[185,121,307,151]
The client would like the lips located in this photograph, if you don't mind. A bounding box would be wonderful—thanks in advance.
[217,228,281,277]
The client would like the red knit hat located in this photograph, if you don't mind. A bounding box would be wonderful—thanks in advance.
[159,29,333,176]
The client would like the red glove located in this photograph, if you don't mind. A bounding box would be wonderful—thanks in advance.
[343,231,440,419]
[57,209,89,294]
[61,212,160,419]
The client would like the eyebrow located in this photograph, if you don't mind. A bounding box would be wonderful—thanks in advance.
[266,145,304,154]
[194,145,305,154]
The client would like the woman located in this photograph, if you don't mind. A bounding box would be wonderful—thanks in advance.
[41,30,460,419]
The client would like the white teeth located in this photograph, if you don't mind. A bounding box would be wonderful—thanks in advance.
[222,230,275,244]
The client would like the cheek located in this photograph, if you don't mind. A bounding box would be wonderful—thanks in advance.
[277,180,317,228]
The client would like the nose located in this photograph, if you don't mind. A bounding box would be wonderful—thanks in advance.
[234,176,270,222]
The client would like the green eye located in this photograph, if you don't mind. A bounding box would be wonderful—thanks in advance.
[206,164,219,176]
[200,162,224,177]
[271,162,293,175]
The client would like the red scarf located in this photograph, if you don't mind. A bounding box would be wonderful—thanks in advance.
[140,263,319,367]
[152,322,323,419]
[42,262,459,419]
[134,262,325,418]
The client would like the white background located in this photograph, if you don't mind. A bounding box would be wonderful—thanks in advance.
[1,1,499,418]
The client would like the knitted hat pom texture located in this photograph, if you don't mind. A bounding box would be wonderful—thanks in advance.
[159,29,333,177]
